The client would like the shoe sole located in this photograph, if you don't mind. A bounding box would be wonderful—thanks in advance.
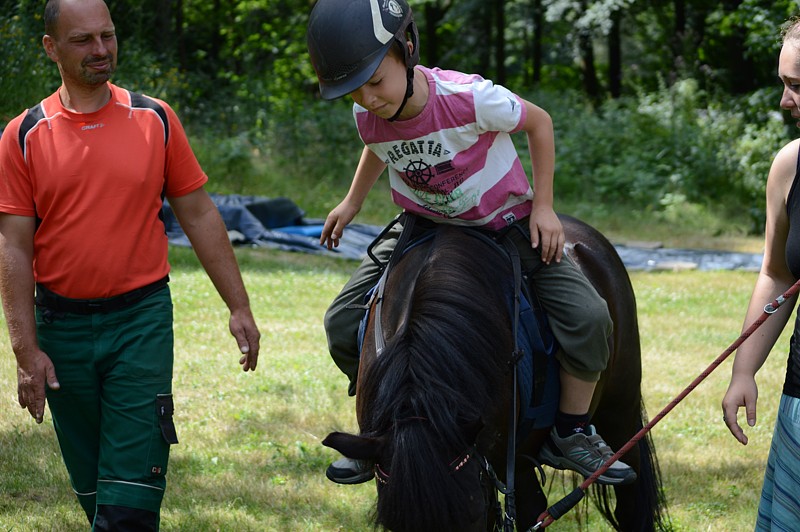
[325,468,375,485]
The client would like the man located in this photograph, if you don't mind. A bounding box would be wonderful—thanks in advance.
[0,0,261,529]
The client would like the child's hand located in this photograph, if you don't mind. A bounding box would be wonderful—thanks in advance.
[320,200,360,250]
[529,205,564,264]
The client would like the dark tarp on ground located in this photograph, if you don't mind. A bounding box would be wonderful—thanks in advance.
[163,194,763,270]
[162,194,382,260]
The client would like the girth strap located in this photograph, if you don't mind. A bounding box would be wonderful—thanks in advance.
[368,213,418,356]
[497,228,526,531]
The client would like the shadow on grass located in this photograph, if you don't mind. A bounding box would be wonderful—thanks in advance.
[0,420,375,531]
[166,449,376,530]
[0,424,88,530]
[658,457,765,522]
[0,416,764,530]
[169,245,356,277]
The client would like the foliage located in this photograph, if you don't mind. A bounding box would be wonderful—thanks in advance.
[2,0,800,234]
[0,2,60,122]
[521,79,792,234]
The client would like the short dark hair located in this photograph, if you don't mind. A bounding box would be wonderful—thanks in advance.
[783,16,800,42]
[44,0,60,37]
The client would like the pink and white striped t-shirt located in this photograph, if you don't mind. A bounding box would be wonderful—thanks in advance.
[354,66,534,230]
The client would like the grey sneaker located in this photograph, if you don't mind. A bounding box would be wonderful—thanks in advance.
[325,457,374,485]
[538,425,637,485]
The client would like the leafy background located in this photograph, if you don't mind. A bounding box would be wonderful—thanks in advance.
[2,0,799,235]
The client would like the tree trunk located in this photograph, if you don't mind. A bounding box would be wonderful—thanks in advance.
[608,9,621,98]
[478,1,492,76]
[210,0,223,67]
[532,0,543,85]
[578,29,601,103]
[154,0,173,54]
[576,0,601,103]
[423,1,446,66]
[494,0,506,85]
[721,0,754,93]
[175,0,186,71]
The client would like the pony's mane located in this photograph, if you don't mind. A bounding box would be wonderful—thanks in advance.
[361,227,516,530]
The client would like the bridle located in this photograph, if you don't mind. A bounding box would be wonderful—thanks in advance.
[374,443,479,486]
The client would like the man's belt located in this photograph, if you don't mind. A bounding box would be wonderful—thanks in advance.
[35,276,170,315]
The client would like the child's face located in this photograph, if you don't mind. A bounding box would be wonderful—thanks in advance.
[348,52,408,120]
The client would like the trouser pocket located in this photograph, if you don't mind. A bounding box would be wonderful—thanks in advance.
[148,394,178,478]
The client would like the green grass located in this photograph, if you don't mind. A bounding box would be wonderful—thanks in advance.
[0,246,785,531]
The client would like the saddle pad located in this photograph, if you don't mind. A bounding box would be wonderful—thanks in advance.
[515,290,560,440]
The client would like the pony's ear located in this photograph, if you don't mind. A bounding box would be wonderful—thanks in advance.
[323,431,384,460]
[460,418,485,443]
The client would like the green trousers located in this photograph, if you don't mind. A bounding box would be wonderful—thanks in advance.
[38,287,176,522]
[324,216,613,396]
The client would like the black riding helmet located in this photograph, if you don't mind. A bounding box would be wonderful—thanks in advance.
[307,0,420,120]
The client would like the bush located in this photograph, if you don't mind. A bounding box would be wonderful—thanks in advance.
[0,6,60,121]
[521,79,793,234]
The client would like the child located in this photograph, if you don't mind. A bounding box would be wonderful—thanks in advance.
[307,0,636,486]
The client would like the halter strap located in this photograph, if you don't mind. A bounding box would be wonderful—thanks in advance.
[374,443,479,486]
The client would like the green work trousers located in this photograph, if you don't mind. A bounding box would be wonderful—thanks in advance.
[38,287,176,524]
[324,216,613,396]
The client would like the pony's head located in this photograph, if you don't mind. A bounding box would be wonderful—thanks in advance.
[323,418,497,531]
[327,226,516,531]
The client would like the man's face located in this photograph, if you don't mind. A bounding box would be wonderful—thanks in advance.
[43,0,117,88]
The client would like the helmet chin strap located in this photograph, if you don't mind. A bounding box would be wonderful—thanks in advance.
[388,66,415,122]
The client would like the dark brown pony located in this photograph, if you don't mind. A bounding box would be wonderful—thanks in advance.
[324,215,667,531]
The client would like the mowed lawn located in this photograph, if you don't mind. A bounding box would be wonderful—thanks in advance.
[0,246,787,531]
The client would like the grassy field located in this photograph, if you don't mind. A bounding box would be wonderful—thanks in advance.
[0,241,788,531]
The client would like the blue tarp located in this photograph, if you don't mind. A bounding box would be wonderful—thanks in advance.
[614,244,762,272]
[162,194,382,260]
[163,194,764,270]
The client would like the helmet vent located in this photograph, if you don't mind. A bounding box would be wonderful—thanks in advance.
[327,62,360,82]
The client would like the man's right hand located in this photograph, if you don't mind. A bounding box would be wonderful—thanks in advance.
[16,349,60,424]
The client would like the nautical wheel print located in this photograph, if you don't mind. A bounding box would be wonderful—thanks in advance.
[404,159,434,186]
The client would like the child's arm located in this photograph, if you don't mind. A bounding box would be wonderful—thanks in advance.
[320,146,388,250]
[521,99,564,264]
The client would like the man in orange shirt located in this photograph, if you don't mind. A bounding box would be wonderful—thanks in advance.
[0,0,261,529]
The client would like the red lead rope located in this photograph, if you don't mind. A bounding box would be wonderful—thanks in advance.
[533,278,800,530]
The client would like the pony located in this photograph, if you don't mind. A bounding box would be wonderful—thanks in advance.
[324,214,667,531]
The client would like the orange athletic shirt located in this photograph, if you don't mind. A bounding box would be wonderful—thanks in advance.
[0,83,208,298]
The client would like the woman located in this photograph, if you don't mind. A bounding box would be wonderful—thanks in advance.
[722,16,800,531]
